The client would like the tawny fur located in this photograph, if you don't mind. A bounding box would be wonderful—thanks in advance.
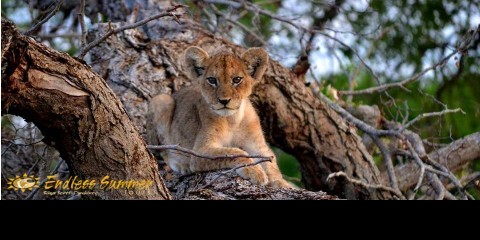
[147,46,292,188]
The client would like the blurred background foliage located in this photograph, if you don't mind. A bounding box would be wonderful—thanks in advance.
[1,0,479,197]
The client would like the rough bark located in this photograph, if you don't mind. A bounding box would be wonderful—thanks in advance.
[86,0,392,199]
[1,19,170,200]
[382,132,480,191]
[162,166,337,200]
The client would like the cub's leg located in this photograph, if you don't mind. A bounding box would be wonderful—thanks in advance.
[147,94,190,174]
[239,120,295,188]
[190,145,268,186]
[243,143,294,188]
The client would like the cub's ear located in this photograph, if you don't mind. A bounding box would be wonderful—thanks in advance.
[185,46,209,78]
[241,48,269,81]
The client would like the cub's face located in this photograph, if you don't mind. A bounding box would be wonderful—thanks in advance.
[200,54,253,116]
[185,47,269,117]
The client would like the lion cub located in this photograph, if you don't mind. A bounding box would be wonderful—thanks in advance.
[147,46,292,188]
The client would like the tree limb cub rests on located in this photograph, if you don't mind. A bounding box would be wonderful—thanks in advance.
[147,46,292,188]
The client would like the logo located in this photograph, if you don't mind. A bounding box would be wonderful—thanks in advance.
[7,173,40,192]
[5,173,154,196]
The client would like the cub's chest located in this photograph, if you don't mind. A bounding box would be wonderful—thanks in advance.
[210,121,249,147]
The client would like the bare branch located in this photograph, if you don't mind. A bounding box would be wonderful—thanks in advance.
[317,32,381,84]
[78,0,87,47]
[77,5,185,58]
[36,33,82,39]
[147,145,273,161]
[427,172,446,200]
[405,140,427,193]
[425,155,468,200]
[339,51,457,96]
[447,172,480,191]
[24,0,63,35]
[401,108,465,132]
[318,92,398,137]
[222,158,272,174]
[208,4,266,46]
[372,136,399,191]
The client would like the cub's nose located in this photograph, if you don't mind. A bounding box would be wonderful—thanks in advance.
[218,98,231,105]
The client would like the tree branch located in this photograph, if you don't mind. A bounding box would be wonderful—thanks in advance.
[372,136,400,193]
[78,0,87,47]
[24,0,63,35]
[401,109,465,132]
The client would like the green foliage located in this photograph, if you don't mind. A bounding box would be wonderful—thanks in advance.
[1,116,14,132]
[438,72,480,139]
[276,148,302,186]
[354,0,479,72]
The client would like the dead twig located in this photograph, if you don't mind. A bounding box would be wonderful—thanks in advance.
[24,0,63,35]
[77,5,185,58]
[425,156,469,199]
[401,108,465,132]
[405,140,427,194]
[427,172,446,200]
[221,158,272,174]
[208,4,266,46]
[318,92,398,137]
[372,136,399,192]
[78,0,87,47]
[36,33,82,39]
[147,144,273,161]
[447,172,480,191]
[339,51,457,95]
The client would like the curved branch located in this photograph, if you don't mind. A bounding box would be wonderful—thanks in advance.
[2,19,170,200]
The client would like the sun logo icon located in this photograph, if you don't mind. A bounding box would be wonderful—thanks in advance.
[7,173,40,192]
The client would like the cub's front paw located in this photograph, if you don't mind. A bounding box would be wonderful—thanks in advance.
[236,165,268,186]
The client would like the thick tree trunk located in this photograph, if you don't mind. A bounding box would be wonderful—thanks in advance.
[1,20,170,200]
[86,0,392,199]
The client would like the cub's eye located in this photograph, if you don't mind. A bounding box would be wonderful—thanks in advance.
[206,77,217,86]
[232,76,243,85]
